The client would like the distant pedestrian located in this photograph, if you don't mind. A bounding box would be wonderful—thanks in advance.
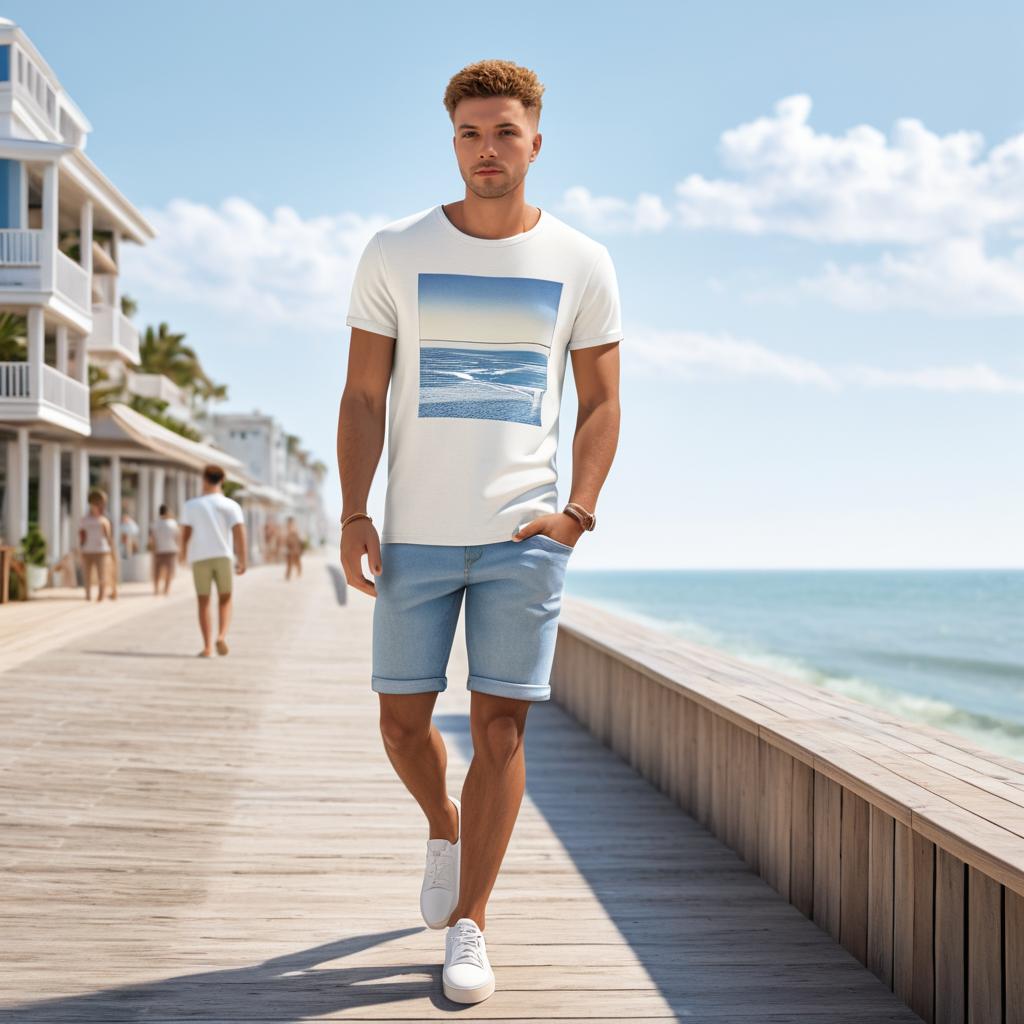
[79,489,117,602]
[180,464,247,658]
[150,504,181,596]
[284,517,303,580]
[119,510,140,557]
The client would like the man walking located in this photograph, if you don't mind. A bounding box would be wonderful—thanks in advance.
[180,464,247,657]
[337,59,622,1004]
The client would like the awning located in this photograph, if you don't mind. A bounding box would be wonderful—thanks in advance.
[91,403,248,480]
[235,481,294,507]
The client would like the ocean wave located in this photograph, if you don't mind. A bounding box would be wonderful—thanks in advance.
[575,597,1024,760]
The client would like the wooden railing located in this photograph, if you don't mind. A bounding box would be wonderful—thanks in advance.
[551,598,1024,1024]
[0,228,41,265]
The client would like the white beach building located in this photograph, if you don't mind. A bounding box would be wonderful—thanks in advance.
[208,411,328,561]
[0,19,243,587]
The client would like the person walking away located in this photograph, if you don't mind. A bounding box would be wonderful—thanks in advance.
[336,60,622,1005]
[180,465,247,657]
[150,504,181,596]
[119,509,140,558]
[79,489,117,602]
[284,516,303,580]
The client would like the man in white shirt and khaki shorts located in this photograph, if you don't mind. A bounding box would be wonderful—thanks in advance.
[180,464,248,658]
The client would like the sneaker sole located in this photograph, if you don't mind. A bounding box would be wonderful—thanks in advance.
[443,974,495,1004]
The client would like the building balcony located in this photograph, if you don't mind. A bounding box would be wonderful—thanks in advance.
[88,303,140,364]
[0,360,90,435]
[0,228,92,324]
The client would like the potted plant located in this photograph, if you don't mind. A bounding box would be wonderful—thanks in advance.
[20,522,48,592]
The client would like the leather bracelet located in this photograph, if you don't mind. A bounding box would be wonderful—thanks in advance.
[563,502,596,531]
[341,512,372,530]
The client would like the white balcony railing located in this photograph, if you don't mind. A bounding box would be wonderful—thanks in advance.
[41,364,89,421]
[55,250,90,315]
[89,304,141,364]
[0,228,41,265]
[0,361,90,433]
[0,361,30,398]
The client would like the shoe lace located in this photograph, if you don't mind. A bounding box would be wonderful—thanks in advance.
[449,923,485,967]
[424,846,454,890]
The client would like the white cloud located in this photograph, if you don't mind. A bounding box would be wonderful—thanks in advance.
[557,95,1024,314]
[559,186,672,234]
[627,326,838,387]
[122,197,389,332]
[629,325,1024,394]
[798,236,1024,315]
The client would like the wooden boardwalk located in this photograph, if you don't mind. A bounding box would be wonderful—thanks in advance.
[0,554,923,1022]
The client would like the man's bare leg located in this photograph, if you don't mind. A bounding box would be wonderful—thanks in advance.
[217,592,232,643]
[378,692,459,842]
[197,594,213,655]
[447,691,531,930]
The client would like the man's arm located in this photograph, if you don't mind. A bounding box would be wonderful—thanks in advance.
[338,326,394,597]
[566,340,622,529]
[232,521,247,574]
[180,524,191,563]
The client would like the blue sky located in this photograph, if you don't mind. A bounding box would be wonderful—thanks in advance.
[18,1,1024,568]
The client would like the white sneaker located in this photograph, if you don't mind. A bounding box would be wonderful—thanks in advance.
[443,917,495,1003]
[420,795,460,929]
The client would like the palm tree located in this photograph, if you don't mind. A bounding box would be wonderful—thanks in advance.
[137,322,229,406]
[0,312,27,361]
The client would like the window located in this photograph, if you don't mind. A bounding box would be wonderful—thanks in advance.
[0,46,9,83]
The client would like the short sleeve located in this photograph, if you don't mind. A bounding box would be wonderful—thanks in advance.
[228,498,244,527]
[345,232,398,338]
[568,245,624,351]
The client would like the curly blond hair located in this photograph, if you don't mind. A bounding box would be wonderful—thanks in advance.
[443,60,545,125]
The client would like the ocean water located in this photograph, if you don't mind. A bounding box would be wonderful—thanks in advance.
[563,569,1024,762]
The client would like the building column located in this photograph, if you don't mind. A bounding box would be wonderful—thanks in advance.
[75,332,89,385]
[14,428,29,544]
[109,455,122,555]
[40,161,58,293]
[138,465,151,549]
[110,230,121,311]
[80,200,93,281]
[26,307,44,398]
[152,467,166,515]
[55,324,69,376]
[70,447,89,525]
[175,471,186,515]
[38,442,61,564]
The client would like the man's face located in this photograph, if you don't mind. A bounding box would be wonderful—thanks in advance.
[452,96,540,199]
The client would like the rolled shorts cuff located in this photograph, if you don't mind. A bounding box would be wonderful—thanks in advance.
[467,674,551,702]
[371,674,447,695]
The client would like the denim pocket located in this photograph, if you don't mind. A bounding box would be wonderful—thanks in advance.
[531,533,575,555]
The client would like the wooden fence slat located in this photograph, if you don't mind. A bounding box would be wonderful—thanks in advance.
[911,830,935,1023]
[868,805,895,988]
[791,758,814,918]
[934,848,966,1024]
[814,771,841,942]
[968,867,1002,1024]
[1008,886,1024,1024]
[894,820,915,1006]
[840,790,871,964]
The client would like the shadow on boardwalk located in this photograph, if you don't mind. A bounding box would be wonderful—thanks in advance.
[433,708,920,1023]
[0,928,464,1021]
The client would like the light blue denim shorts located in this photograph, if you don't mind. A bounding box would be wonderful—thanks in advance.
[370,534,575,702]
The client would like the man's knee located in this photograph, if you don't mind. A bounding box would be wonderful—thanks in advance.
[478,713,525,768]
[379,705,432,754]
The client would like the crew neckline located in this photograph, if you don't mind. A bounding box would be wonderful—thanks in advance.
[434,203,548,246]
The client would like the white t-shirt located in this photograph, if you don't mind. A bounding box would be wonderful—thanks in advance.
[345,203,623,545]
[181,493,244,563]
[151,517,180,554]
